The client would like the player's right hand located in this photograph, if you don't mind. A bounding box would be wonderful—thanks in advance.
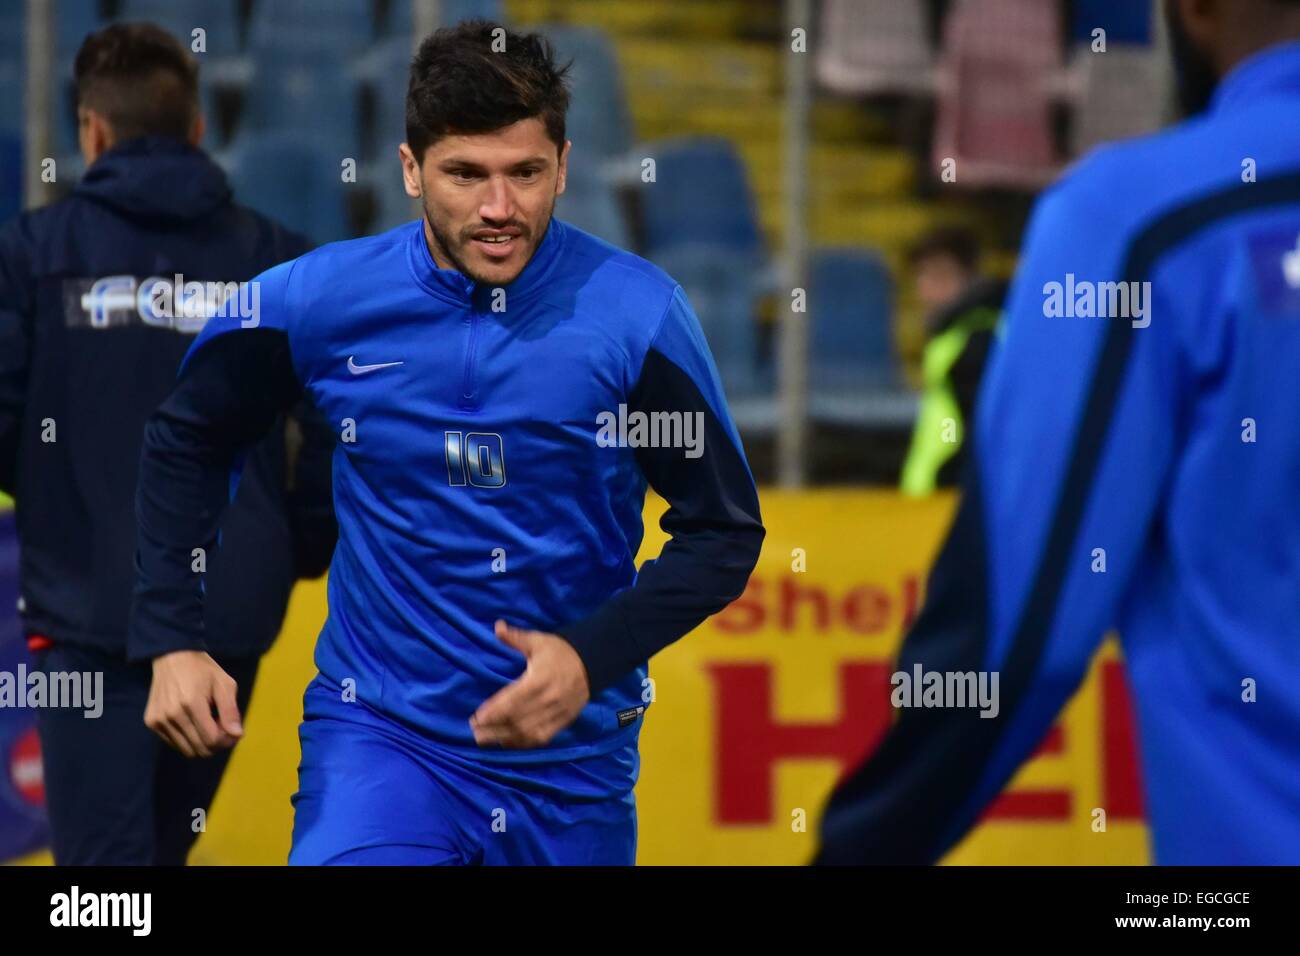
[144,650,244,758]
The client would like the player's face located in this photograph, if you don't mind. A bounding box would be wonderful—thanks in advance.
[401,118,569,286]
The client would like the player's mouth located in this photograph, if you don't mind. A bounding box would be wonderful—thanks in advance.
[470,230,523,260]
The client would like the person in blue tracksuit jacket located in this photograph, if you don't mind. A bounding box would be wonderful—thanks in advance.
[815,0,1300,866]
[0,24,336,864]
[130,20,765,865]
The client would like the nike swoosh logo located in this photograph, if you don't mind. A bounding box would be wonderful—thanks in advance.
[347,356,405,375]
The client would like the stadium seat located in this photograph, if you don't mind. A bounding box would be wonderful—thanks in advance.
[55,0,103,68]
[638,136,764,262]
[1070,44,1167,154]
[1070,0,1153,46]
[0,133,23,224]
[46,0,102,160]
[816,0,935,95]
[652,245,772,412]
[370,179,419,234]
[355,36,411,162]
[540,25,634,162]
[808,247,916,427]
[381,0,506,36]
[556,156,631,249]
[117,0,243,56]
[350,36,412,231]
[0,7,24,136]
[247,0,375,61]
[932,0,1064,190]
[810,247,897,388]
[239,61,361,156]
[50,89,80,164]
[227,132,351,243]
[0,76,19,139]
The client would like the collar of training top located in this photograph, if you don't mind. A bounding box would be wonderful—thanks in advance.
[406,214,567,308]
[1210,39,1300,115]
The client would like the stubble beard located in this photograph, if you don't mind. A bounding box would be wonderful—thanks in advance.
[421,191,557,287]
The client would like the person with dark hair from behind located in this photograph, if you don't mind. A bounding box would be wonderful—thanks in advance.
[899,226,1005,495]
[0,23,336,864]
[816,0,1300,865]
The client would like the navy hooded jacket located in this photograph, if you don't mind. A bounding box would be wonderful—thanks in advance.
[0,136,336,660]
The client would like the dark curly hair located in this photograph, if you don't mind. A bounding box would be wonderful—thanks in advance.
[406,19,572,161]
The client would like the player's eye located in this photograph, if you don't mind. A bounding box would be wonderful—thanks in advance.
[448,169,481,183]
[515,167,541,181]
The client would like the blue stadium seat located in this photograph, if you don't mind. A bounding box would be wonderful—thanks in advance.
[49,0,103,159]
[239,62,360,156]
[0,3,22,48]
[56,0,104,68]
[541,25,633,162]
[352,37,412,232]
[810,247,897,389]
[117,0,243,56]
[0,93,22,143]
[359,36,412,162]
[808,247,916,427]
[0,133,23,224]
[0,7,24,135]
[227,132,351,243]
[370,179,419,234]
[639,137,764,263]
[247,0,375,60]
[652,245,769,402]
[1070,0,1152,45]
[440,0,506,25]
[0,5,23,57]
[381,0,506,36]
[556,156,631,249]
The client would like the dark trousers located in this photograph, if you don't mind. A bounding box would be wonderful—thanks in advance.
[32,641,260,865]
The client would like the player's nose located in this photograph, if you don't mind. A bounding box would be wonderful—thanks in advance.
[478,176,515,223]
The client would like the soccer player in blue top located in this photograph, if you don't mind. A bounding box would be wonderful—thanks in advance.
[129,20,765,865]
[815,0,1300,865]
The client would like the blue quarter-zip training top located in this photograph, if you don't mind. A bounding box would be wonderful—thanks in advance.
[130,215,765,770]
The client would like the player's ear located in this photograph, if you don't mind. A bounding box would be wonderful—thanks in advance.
[399,142,422,199]
[555,140,570,197]
[188,112,206,148]
[79,107,113,166]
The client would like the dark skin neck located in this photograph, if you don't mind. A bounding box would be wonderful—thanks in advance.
[1184,0,1300,79]
[1214,20,1300,75]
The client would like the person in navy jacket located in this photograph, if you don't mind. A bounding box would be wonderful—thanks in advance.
[0,23,336,864]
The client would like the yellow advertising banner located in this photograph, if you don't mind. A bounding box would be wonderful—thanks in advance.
[14,488,1151,865]
[633,489,1148,865]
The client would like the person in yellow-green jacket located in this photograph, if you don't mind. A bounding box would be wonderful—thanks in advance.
[900,227,1005,495]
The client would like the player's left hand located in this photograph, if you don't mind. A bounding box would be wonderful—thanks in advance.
[471,620,591,748]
